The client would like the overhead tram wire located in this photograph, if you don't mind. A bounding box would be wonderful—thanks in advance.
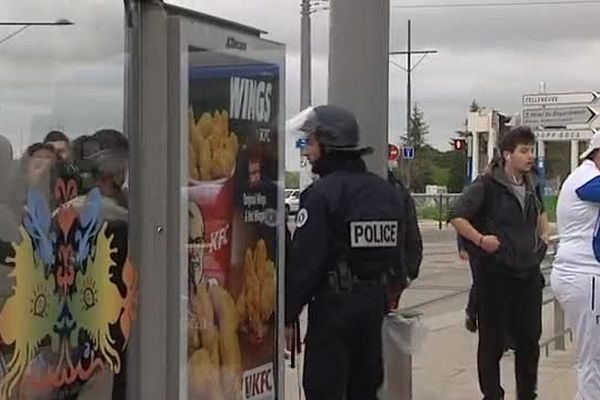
[392,0,600,9]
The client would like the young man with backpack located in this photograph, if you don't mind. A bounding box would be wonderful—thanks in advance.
[387,171,423,305]
[449,127,549,400]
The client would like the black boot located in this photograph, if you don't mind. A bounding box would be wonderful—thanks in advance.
[465,311,478,333]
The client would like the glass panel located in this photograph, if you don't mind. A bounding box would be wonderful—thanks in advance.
[0,2,136,399]
[185,47,282,399]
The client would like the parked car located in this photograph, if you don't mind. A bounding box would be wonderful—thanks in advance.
[285,189,300,215]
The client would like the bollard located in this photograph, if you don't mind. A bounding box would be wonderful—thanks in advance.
[383,342,413,399]
[381,312,422,400]
[438,193,443,230]
[381,351,412,399]
[398,354,412,399]
[554,297,566,351]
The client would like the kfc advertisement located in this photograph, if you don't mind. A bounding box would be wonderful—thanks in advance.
[186,62,281,400]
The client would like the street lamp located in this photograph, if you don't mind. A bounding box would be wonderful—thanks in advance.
[0,18,74,45]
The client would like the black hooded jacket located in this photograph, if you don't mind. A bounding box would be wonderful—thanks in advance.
[449,161,547,278]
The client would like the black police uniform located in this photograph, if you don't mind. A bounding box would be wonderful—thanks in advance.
[285,159,407,400]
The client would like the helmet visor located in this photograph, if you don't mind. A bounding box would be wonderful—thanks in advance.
[285,107,318,139]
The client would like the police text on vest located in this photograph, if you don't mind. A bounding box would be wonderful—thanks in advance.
[350,221,398,248]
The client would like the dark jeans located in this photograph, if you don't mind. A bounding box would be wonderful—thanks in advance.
[303,285,386,400]
[477,270,542,400]
[466,260,479,319]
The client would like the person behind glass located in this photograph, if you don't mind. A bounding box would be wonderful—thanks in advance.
[449,126,549,400]
[15,142,58,209]
[0,135,18,266]
[43,130,71,162]
[387,170,423,307]
[457,156,499,334]
[457,233,479,332]
[0,135,15,209]
[551,132,600,399]
[285,105,410,400]
[65,130,129,399]
[88,129,129,209]
[24,142,57,186]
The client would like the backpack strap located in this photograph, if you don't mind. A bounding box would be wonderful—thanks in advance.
[473,174,496,229]
[464,174,496,258]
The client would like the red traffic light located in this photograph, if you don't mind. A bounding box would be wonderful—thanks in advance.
[452,138,467,151]
[388,144,399,161]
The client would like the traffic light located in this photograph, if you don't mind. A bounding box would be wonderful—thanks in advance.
[452,138,467,151]
[497,113,512,141]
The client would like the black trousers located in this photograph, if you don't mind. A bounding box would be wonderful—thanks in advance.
[303,285,386,400]
[466,260,480,319]
[477,270,542,400]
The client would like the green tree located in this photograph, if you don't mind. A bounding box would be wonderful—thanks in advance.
[401,103,429,149]
[446,150,467,193]
[399,104,433,192]
[285,171,299,188]
[398,104,474,193]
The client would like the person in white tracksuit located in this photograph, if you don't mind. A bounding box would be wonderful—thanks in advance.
[551,132,600,400]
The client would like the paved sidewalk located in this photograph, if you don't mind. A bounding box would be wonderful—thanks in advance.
[284,223,578,399]
[412,310,577,400]
[284,309,578,399]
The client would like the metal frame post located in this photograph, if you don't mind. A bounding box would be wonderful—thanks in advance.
[554,298,566,351]
[128,1,171,398]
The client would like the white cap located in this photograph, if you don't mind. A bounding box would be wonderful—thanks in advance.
[580,131,600,160]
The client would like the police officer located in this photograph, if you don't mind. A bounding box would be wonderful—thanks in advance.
[285,105,413,400]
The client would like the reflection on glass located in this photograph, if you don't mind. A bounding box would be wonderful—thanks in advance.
[0,1,134,399]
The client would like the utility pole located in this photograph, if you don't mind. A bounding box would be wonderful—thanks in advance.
[300,0,328,110]
[299,0,313,192]
[390,19,437,189]
[300,0,312,110]
[299,0,328,191]
[329,0,389,177]
[407,19,412,146]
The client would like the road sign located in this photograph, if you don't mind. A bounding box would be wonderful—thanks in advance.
[523,91,599,106]
[295,138,308,149]
[388,144,399,161]
[533,129,594,141]
[522,106,598,126]
[402,146,415,160]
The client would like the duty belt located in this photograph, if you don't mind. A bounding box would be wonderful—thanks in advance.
[326,260,386,292]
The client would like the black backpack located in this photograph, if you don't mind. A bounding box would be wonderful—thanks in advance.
[464,174,547,268]
[389,175,423,284]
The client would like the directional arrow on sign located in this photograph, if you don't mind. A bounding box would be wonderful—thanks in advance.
[523,91,599,106]
[589,106,599,125]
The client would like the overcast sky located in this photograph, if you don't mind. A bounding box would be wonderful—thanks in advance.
[1,0,599,168]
